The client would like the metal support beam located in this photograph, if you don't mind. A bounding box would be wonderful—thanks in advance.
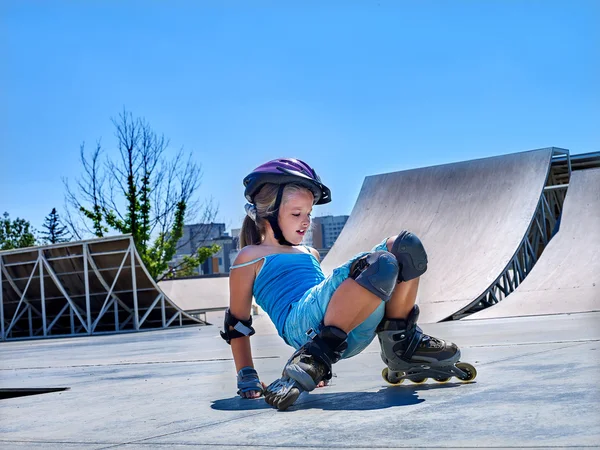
[27,305,33,337]
[4,264,139,281]
[86,253,133,314]
[161,294,166,327]
[46,302,70,334]
[24,287,156,304]
[92,248,130,332]
[40,256,88,333]
[2,264,44,318]
[6,259,40,336]
[0,256,4,341]
[130,238,140,331]
[166,311,181,327]
[120,314,133,329]
[544,184,569,191]
[83,243,92,334]
[7,304,30,338]
[114,297,119,331]
[139,294,162,327]
[39,250,47,337]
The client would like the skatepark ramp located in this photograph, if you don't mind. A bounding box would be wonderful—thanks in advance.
[0,235,202,341]
[322,147,570,323]
[466,168,600,320]
[158,275,230,322]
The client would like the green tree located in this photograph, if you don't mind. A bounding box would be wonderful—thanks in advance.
[64,109,219,280]
[40,208,70,244]
[171,245,220,278]
[0,212,37,250]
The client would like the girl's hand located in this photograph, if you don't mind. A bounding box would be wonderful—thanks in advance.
[240,381,267,399]
[237,367,265,399]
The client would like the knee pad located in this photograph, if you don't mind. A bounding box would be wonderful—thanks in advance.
[350,251,399,302]
[391,231,428,282]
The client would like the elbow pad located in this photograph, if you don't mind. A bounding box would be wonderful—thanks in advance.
[220,308,256,344]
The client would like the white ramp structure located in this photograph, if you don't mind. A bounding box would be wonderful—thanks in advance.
[0,236,202,341]
[322,148,570,323]
[467,168,600,319]
[159,276,230,321]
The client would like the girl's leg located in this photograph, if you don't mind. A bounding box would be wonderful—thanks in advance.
[324,235,422,361]
[319,233,422,342]
[383,235,421,319]
[266,254,393,410]
[376,234,461,381]
[323,278,383,333]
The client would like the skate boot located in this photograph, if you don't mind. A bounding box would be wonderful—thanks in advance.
[377,305,476,384]
[264,325,347,411]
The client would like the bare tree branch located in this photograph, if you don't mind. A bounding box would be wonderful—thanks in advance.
[63,109,218,279]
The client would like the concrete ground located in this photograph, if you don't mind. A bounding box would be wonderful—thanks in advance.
[1,312,599,449]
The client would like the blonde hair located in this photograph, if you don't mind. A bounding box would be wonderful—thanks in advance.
[240,183,312,248]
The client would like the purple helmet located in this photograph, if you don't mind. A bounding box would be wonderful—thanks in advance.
[243,158,331,205]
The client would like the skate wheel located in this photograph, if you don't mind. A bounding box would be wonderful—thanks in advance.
[456,362,477,382]
[382,368,404,385]
[409,377,428,384]
[433,377,451,383]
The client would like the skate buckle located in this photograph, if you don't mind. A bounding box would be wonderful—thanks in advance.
[306,328,318,339]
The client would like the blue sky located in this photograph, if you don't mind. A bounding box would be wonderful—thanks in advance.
[1,1,598,235]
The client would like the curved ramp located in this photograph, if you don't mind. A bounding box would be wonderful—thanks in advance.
[0,235,201,341]
[466,168,600,320]
[158,276,230,314]
[322,149,555,323]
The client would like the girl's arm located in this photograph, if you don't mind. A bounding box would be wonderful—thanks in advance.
[228,251,257,370]
[228,250,265,398]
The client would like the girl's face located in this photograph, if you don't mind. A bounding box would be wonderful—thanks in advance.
[278,189,314,246]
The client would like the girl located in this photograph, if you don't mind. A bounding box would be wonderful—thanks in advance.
[223,158,468,411]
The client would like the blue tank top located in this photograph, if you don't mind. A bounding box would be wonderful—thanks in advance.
[231,252,325,335]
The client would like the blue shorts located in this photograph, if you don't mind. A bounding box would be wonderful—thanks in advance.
[282,238,390,359]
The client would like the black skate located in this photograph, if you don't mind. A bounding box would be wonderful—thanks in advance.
[264,326,347,411]
[377,305,476,385]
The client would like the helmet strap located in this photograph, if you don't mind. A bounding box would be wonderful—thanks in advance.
[267,185,294,246]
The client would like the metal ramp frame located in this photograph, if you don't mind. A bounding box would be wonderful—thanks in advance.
[466,167,600,319]
[452,148,572,318]
[0,235,202,341]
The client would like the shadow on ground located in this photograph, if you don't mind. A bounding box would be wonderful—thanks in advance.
[211,382,466,411]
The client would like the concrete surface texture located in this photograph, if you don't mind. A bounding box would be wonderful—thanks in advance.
[1,312,599,448]
[322,149,554,323]
[469,168,600,320]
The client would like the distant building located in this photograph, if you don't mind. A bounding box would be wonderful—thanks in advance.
[229,228,242,268]
[172,223,233,275]
[200,234,234,275]
[231,228,241,250]
[176,223,226,256]
[307,215,349,253]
